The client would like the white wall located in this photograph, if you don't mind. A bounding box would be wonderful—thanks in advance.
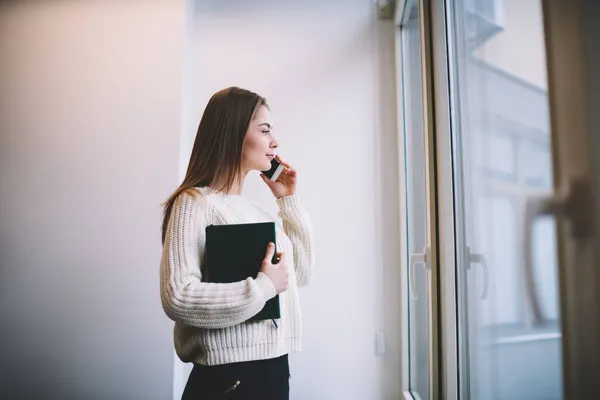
[0,1,185,398]
[176,0,402,399]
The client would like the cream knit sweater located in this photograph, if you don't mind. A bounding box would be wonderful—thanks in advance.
[160,186,315,366]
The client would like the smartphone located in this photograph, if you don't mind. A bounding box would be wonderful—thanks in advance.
[261,157,285,182]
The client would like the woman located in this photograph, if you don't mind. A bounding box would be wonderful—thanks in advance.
[160,87,315,399]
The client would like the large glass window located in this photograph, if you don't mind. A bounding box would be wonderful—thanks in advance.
[446,0,563,398]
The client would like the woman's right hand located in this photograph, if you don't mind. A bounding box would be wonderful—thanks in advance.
[260,242,289,294]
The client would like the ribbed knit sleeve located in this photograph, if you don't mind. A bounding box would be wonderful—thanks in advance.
[276,195,315,287]
[160,190,276,329]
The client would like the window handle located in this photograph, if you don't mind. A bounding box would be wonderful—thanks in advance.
[523,176,593,326]
[466,246,489,300]
[409,247,430,300]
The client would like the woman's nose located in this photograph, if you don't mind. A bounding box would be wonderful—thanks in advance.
[270,136,279,149]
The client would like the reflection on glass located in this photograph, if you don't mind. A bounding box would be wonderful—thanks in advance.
[448,0,563,399]
[400,0,428,399]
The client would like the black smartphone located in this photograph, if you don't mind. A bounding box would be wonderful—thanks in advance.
[261,157,285,182]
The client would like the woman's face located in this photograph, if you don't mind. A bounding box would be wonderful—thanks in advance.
[241,105,278,172]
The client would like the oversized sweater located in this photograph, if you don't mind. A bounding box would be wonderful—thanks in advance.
[160,186,315,365]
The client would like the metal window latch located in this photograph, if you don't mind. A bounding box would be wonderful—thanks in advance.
[466,246,489,300]
[409,246,489,301]
[409,247,430,300]
[523,176,594,325]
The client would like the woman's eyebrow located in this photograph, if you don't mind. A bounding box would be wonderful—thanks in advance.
[259,122,272,129]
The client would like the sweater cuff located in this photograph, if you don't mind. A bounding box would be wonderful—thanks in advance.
[276,194,301,213]
[255,272,277,301]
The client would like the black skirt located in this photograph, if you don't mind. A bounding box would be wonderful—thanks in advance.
[181,354,290,400]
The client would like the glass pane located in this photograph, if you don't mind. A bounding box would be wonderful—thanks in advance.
[399,1,428,398]
[447,0,563,399]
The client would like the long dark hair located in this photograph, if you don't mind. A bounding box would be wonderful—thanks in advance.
[161,87,268,243]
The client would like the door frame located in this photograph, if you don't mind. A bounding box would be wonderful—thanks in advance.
[426,0,460,398]
[395,1,429,398]
[393,0,411,396]
[394,0,442,398]
[542,0,600,397]
[395,0,443,398]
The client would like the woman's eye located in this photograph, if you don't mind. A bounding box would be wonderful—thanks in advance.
[262,130,271,135]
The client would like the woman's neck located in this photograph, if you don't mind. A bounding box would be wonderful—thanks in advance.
[209,170,248,195]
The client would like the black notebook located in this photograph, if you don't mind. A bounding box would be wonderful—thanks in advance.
[203,222,281,321]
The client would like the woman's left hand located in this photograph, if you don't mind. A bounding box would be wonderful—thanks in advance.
[260,155,297,199]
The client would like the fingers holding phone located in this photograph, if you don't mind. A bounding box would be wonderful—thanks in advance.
[260,155,297,198]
